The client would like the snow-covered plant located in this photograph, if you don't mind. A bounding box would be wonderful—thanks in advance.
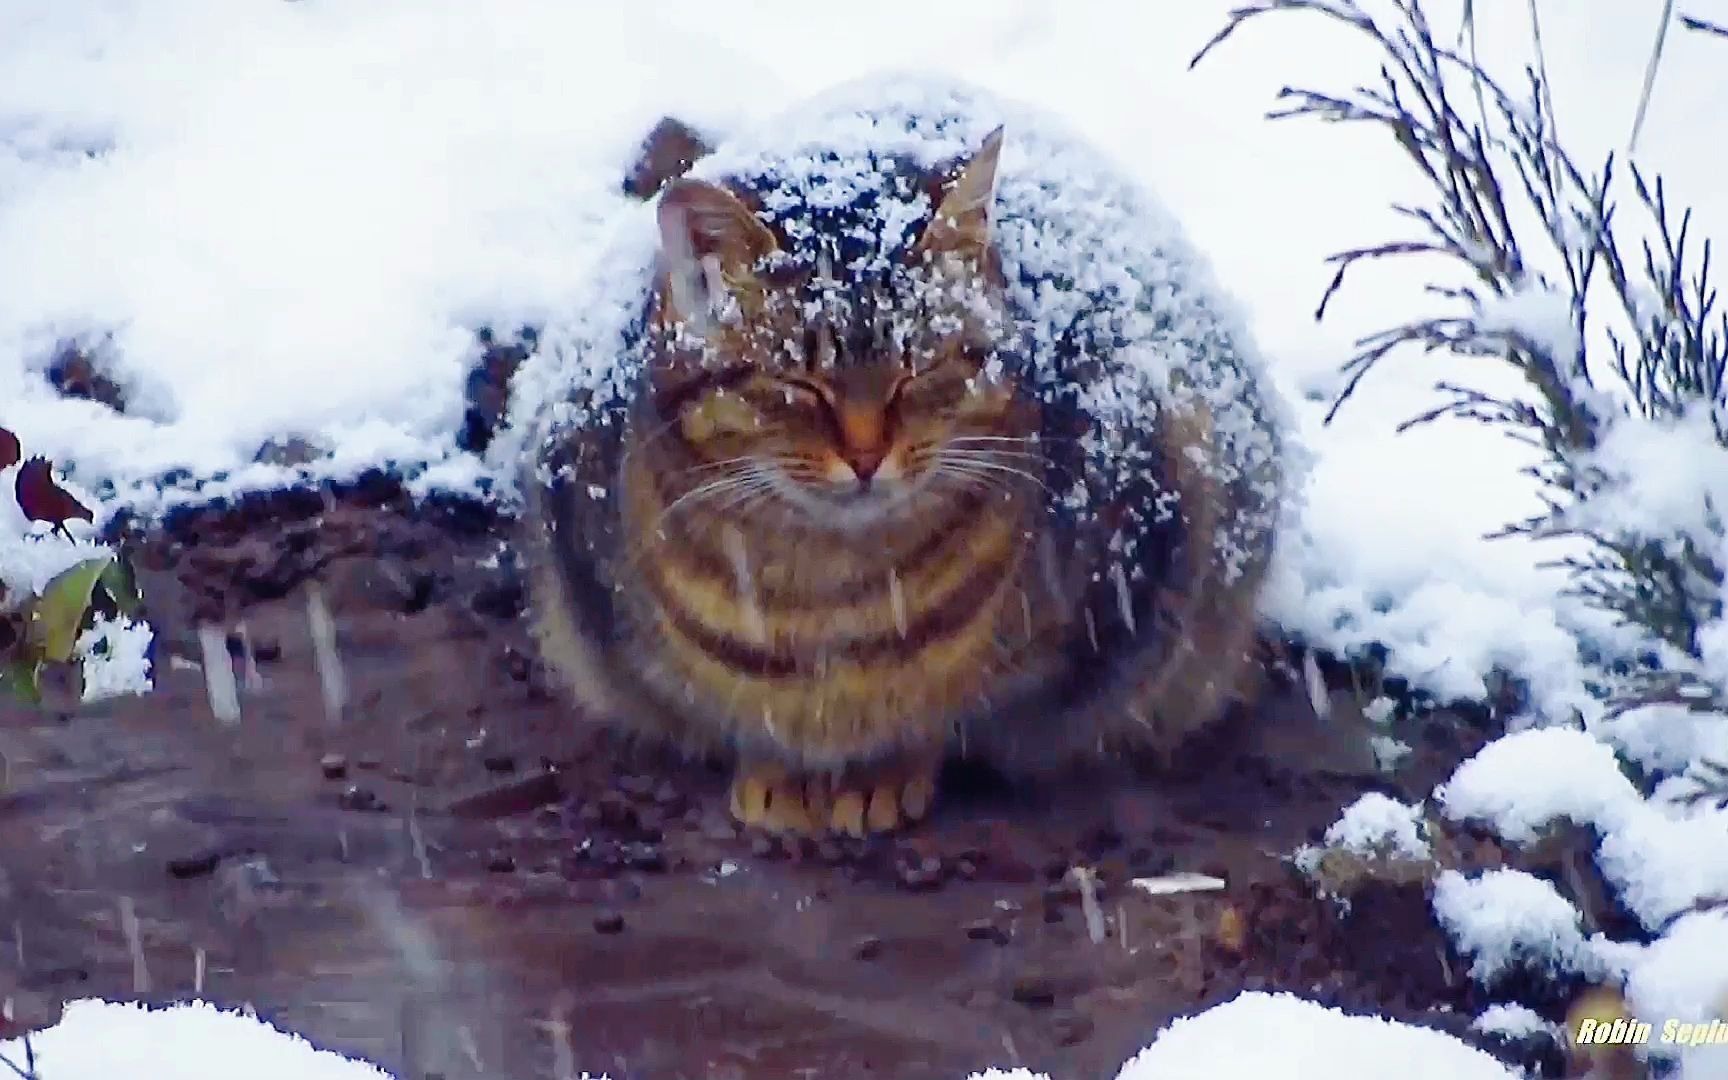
[1195,0,1728,733]
[1,426,153,708]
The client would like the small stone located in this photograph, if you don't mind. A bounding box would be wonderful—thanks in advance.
[1011,977,1057,1008]
[616,774,656,799]
[853,936,883,961]
[1052,1012,1093,1046]
[486,852,516,873]
[965,920,1009,945]
[623,844,666,872]
[652,781,681,807]
[701,818,740,842]
[166,851,222,879]
[337,786,384,812]
[749,834,779,859]
[593,911,626,934]
[953,857,978,879]
[482,754,516,774]
[898,866,943,892]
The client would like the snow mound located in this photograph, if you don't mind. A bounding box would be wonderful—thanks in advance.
[0,999,399,1080]
[1437,727,1641,842]
[1319,792,1431,859]
[1111,991,1520,1080]
[1432,868,1604,983]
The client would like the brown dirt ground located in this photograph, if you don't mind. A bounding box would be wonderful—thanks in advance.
[1,482,1562,1079]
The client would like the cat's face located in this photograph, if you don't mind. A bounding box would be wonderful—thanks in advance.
[645,128,1037,531]
[665,338,1026,528]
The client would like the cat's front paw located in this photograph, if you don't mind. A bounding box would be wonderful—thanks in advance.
[727,756,938,838]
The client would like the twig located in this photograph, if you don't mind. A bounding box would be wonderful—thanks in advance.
[197,623,240,725]
[1681,14,1728,38]
[1629,0,1679,154]
[1193,0,1728,673]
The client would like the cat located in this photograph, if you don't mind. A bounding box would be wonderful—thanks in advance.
[513,79,1290,837]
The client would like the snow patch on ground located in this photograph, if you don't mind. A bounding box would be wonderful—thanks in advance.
[8,992,1525,1080]
[1106,991,1520,1080]
[0,1000,399,1080]
[1433,868,1604,983]
[1438,727,1728,933]
[1471,1003,1562,1042]
[1317,792,1431,859]
[1437,727,1641,842]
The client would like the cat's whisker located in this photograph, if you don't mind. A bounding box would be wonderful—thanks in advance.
[933,454,1052,496]
[710,477,782,516]
[682,453,802,476]
[656,470,774,525]
[939,447,1045,463]
[947,433,1077,447]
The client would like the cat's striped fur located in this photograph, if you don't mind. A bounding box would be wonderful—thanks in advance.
[519,112,1286,834]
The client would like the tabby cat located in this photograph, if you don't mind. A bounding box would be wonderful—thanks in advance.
[517,84,1287,837]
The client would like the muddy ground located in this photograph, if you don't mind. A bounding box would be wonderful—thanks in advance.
[0,481,1573,1079]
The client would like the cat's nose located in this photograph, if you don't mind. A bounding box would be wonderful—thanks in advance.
[846,446,886,485]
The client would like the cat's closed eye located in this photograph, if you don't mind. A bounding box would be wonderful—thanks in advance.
[681,389,762,443]
[777,378,830,409]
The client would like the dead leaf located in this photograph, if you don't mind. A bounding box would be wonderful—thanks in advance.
[16,457,93,535]
[1215,905,1247,955]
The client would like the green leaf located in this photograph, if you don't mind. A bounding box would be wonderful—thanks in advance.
[28,555,114,663]
[1,658,42,705]
[98,555,143,617]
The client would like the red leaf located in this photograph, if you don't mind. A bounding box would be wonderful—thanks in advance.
[0,427,19,470]
[16,457,93,535]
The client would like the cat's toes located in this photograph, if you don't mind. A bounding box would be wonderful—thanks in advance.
[830,791,868,838]
[829,759,939,838]
[900,770,935,821]
[728,762,818,835]
[733,758,938,838]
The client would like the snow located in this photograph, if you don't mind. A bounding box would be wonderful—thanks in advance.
[3,0,1728,1073]
[1437,727,1642,842]
[73,612,155,702]
[1438,727,1728,932]
[1106,991,1520,1080]
[1471,1003,1562,1042]
[1432,868,1605,983]
[0,1000,398,1080]
[7,993,1521,1080]
[1316,792,1432,859]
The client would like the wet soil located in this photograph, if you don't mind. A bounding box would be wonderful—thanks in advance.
[1,484,1526,1079]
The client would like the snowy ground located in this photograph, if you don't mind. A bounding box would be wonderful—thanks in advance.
[3,0,1727,1076]
[3,992,1529,1080]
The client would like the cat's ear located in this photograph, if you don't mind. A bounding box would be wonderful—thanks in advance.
[916,126,1004,264]
[656,179,779,325]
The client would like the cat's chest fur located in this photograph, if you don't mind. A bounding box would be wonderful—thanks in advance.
[614,432,1054,767]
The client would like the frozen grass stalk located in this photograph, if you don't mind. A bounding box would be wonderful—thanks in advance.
[1194,0,1728,746]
